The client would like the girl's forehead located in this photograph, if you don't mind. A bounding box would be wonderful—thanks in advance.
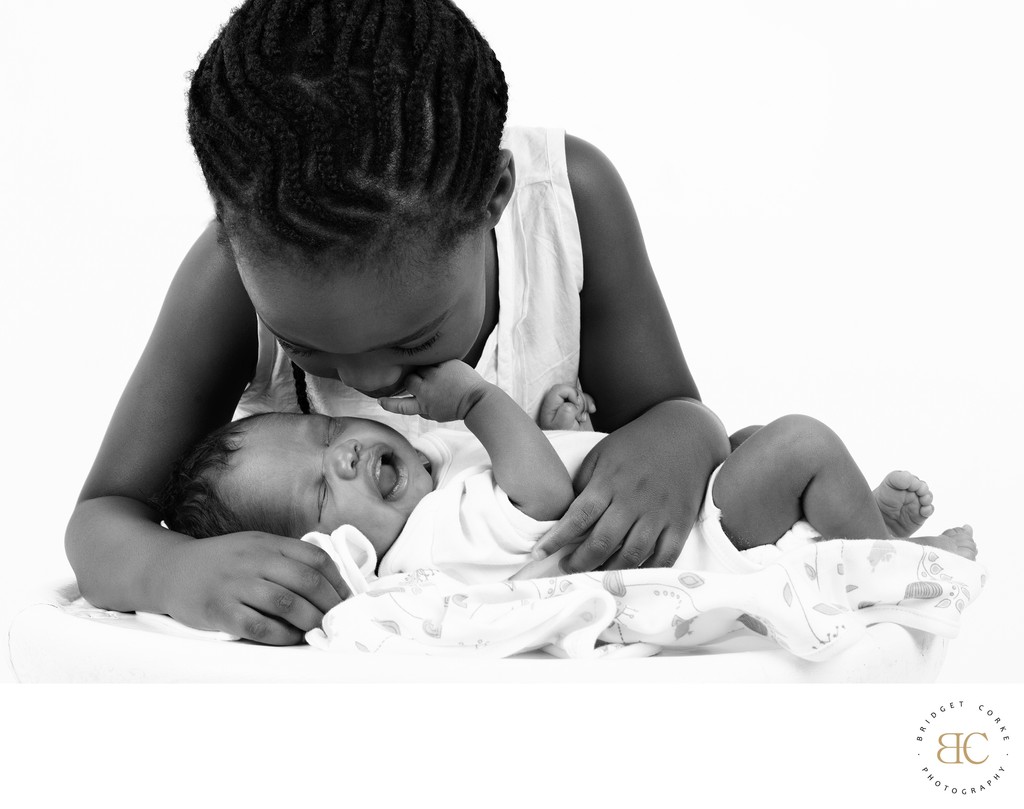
[237,246,479,353]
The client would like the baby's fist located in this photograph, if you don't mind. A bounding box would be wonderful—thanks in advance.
[538,383,596,430]
[378,360,489,422]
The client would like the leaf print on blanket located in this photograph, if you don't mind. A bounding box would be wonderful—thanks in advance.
[672,615,695,639]
[603,570,627,598]
[738,613,768,636]
[904,581,943,600]
[677,572,705,589]
[867,540,896,570]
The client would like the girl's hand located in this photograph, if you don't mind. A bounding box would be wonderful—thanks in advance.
[538,383,597,430]
[162,533,350,644]
[532,400,729,572]
[378,360,490,422]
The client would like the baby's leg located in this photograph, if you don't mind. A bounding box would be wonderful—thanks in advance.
[713,415,889,550]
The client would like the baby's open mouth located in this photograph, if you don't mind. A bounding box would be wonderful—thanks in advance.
[372,450,407,501]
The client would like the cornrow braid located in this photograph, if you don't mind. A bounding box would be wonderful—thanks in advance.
[291,360,312,414]
[188,0,509,262]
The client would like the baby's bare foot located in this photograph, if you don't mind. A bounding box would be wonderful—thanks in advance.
[873,470,934,537]
[910,525,977,561]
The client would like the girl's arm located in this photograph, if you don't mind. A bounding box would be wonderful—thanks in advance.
[380,361,575,520]
[533,134,731,571]
[66,222,347,642]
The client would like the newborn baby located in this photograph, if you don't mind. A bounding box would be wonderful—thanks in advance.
[157,361,975,586]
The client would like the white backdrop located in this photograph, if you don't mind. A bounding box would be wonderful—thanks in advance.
[3,2,1024,805]
[2,0,1021,689]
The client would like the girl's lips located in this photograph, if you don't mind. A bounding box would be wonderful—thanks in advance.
[360,383,407,398]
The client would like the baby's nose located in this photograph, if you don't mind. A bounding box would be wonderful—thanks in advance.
[330,439,361,480]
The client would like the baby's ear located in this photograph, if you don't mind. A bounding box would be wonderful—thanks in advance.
[485,149,516,226]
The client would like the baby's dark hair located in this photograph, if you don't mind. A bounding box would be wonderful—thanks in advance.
[153,414,292,539]
[188,0,509,262]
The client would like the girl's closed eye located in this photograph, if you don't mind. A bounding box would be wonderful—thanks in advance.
[395,333,440,356]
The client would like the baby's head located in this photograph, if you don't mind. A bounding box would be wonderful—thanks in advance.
[155,413,434,557]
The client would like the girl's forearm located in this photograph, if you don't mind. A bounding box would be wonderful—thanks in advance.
[463,387,575,520]
[65,496,185,614]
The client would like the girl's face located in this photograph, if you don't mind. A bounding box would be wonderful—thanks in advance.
[234,230,493,398]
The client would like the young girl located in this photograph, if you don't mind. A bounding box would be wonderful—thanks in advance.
[68,0,757,644]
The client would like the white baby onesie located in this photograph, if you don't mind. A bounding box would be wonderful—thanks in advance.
[377,429,817,583]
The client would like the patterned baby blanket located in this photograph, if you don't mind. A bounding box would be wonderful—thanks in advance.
[301,526,985,661]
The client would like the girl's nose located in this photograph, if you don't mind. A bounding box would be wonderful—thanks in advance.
[333,359,405,397]
[330,439,361,480]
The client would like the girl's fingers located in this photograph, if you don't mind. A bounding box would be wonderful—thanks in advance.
[377,395,422,416]
[242,580,325,633]
[272,540,350,610]
[602,517,659,570]
[533,488,611,559]
[223,603,306,646]
[644,525,688,569]
[560,507,634,574]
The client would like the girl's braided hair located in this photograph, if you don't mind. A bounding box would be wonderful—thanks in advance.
[187,0,509,261]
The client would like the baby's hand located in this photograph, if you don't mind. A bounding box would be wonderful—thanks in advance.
[538,383,596,430]
[378,360,491,422]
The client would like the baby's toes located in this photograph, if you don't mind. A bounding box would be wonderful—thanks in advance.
[920,503,935,518]
[886,470,916,489]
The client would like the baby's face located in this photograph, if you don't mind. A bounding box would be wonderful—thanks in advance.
[225,414,434,556]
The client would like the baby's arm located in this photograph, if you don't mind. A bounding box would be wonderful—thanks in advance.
[379,361,574,520]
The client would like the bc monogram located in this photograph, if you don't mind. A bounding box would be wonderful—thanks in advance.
[935,732,988,765]
[915,702,1011,796]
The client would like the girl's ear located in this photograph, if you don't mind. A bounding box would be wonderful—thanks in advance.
[484,149,516,228]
